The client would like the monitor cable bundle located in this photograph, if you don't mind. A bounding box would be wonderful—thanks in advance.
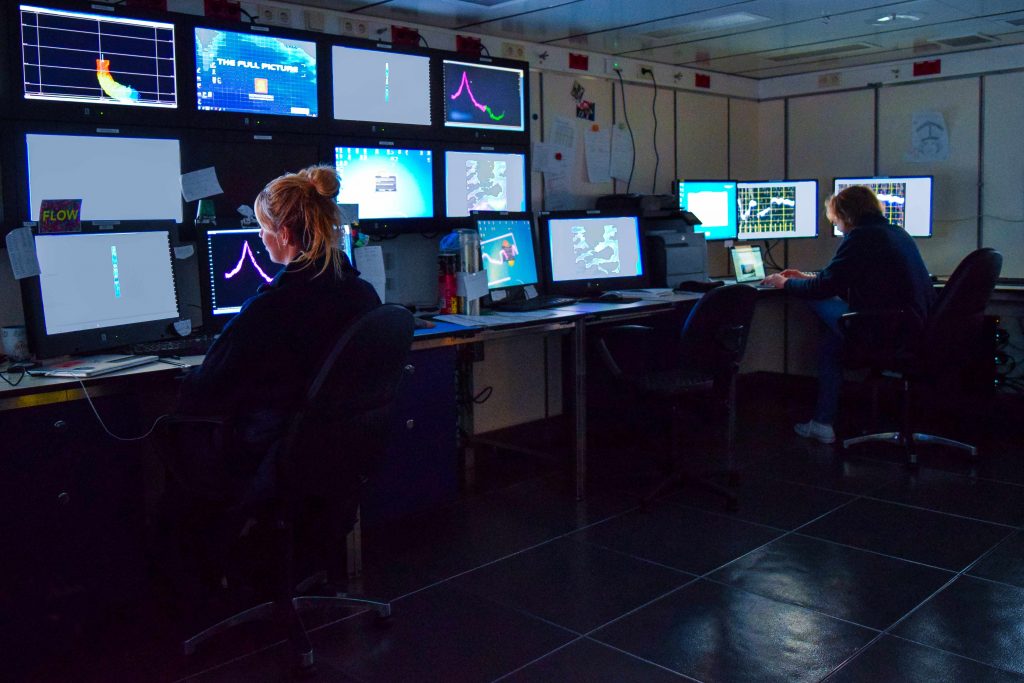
[644,68,660,195]
[614,69,636,194]
[762,239,784,271]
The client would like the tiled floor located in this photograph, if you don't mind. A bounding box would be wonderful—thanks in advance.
[14,375,1024,682]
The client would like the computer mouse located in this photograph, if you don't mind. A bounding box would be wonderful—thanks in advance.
[596,292,624,302]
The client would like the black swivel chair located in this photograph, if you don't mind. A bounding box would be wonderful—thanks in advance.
[596,284,758,509]
[842,248,1002,466]
[159,304,415,673]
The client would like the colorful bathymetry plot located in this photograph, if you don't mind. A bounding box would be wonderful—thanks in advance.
[738,185,796,236]
[195,28,317,118]
[443,60,524,132]
[21,5,176,108]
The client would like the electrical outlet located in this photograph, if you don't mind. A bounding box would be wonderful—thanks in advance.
[637,63,654,79]
[341,18,368,37]
[257,4,275,23]
[501,42,526,60]
[275,8,292,25]
[304,9,325,31]
[256,4,291,25]
[604,57,623,74]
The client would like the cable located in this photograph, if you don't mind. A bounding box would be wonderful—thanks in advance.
[0,368,26,387]
[76,379,169,442]
[614,69,636,194]
[762,240,784,271]
[645,69,659,194]
[480,44,491,57]
[239,7,256,23]
[472,386,493,404]
[419,35,430,49]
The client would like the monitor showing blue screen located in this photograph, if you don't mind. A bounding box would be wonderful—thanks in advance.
[194,27,317,118]
[443,60,525,132]
[547,215,643,282]
[335,146,433,220]
[737,179,819,240]
[20,4,177,108]
[205,228,278,317]
[678,180,738,241]
[476,218,538,290]
[832,176,933,237]
[445,150,527,217]
[332,45,430,126]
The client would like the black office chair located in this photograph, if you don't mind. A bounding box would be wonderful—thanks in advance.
[596,284,758,509]
[842,248,1002,466]
[158,304,415,673]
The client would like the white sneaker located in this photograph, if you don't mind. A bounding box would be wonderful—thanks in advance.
[794,420,836,444]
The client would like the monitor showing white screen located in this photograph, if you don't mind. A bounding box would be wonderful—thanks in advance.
[195,27,317,118]
[678,180,738,241]
[205,228,278,317]
[832,176,933,237]
[35,230,179,335]
[547,215,643,282]
[27,133,183,222]
[737,179,818,240]
[332,46,430,126]
[335,146,433,220]
[445,150,526,217]
[477,218,538,290]
[443,60,525,132]
[20,4,177,109]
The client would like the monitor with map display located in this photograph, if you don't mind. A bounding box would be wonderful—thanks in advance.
[444,149,526,217]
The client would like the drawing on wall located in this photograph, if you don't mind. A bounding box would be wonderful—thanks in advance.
[905,110,949,162]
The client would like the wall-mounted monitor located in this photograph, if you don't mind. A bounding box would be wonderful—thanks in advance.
[20,4,177,109]
[474,213,539,291]
[26,132,183,223]
[442,60,525,133]
[194,27,317,118]
[539,210,646,296]
[444,149,526,217]
[21,226,180,357]
[832,176,933,237]
[332,45,430,127]
[334,145,433,220]
[737,179,819,240]
[677,179,738,241]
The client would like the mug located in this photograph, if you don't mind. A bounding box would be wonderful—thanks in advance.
[1,325,30,362]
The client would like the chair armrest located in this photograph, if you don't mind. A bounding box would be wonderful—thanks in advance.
[840,309,922,368]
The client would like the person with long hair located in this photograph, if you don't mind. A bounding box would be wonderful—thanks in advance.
[762,185,934,444]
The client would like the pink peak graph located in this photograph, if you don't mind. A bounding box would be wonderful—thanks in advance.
[225,240,273,284]
[450,71,506,122]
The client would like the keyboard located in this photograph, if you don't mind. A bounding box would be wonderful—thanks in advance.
[132,334,217,357]
[491,295,579,312]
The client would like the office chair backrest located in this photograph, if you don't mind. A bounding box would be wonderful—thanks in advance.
[678,284,758,380]
[921,248,1001,371]
[280,304,416,502]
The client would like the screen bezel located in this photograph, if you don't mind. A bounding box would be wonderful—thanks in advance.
[831,175,934,238]
[10,1,186,127]
[332,139,437,235]
[736,178,820,240]
[443,143,529,219]
[538,209,648,297]
[675,178,739,242]
[470,210,539,292]
[20,222,182,358]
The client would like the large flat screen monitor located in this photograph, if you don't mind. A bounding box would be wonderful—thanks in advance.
[26,132,183,222]
[474,213,539,291]
[540,211,645,296]
[442,60,525,133]
[334,145,433,220]
[194,27,317,118]
[23,227,180,357]
[204,227,278,319]
[444,150,526,217]
[677,179,738,241]
[20,4,177,109]
[832,176,933,237]
[737,179,819,240]
[332,45,430,126]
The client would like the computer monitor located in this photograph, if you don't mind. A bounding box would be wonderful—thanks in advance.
[444,149,527,217]
[737,179,819,240]
[334,145,433,220]
[194,27,317,118]
[20,4,177,109]
[832,176,933,237]
[540,211,646,296]
[677,180,738,241]
[21,227,180,357]
[474,212,539,291]
[730,245,766,283]
[442,60,525,133]
[26,132,183,222]
[332,45,431,127]
[203,228,278,320]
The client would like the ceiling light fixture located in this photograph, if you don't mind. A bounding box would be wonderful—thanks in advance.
[875,13,921,24]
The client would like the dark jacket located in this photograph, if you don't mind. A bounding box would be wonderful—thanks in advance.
[785,219,934,322]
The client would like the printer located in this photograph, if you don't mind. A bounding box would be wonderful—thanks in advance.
[644,224,708,288]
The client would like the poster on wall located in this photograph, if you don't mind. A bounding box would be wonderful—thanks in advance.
[905,110,949,162]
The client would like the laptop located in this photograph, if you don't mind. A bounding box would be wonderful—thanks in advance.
[28,354,159,378]
[730,246,774,289]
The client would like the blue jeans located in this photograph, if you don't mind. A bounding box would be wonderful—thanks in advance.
[805,298,849,426]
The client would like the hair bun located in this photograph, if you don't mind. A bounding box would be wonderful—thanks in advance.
[305,165,340,200]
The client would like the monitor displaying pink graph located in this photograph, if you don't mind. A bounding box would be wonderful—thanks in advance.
[205,228,279,317]
[443,60,524,132]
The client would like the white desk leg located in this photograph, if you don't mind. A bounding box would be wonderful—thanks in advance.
[574,319,587,501]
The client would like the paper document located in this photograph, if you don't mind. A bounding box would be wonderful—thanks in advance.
[180,167,224,202]
[355,245,387,302]
[5,227,40,280]
[584,128,611,183]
